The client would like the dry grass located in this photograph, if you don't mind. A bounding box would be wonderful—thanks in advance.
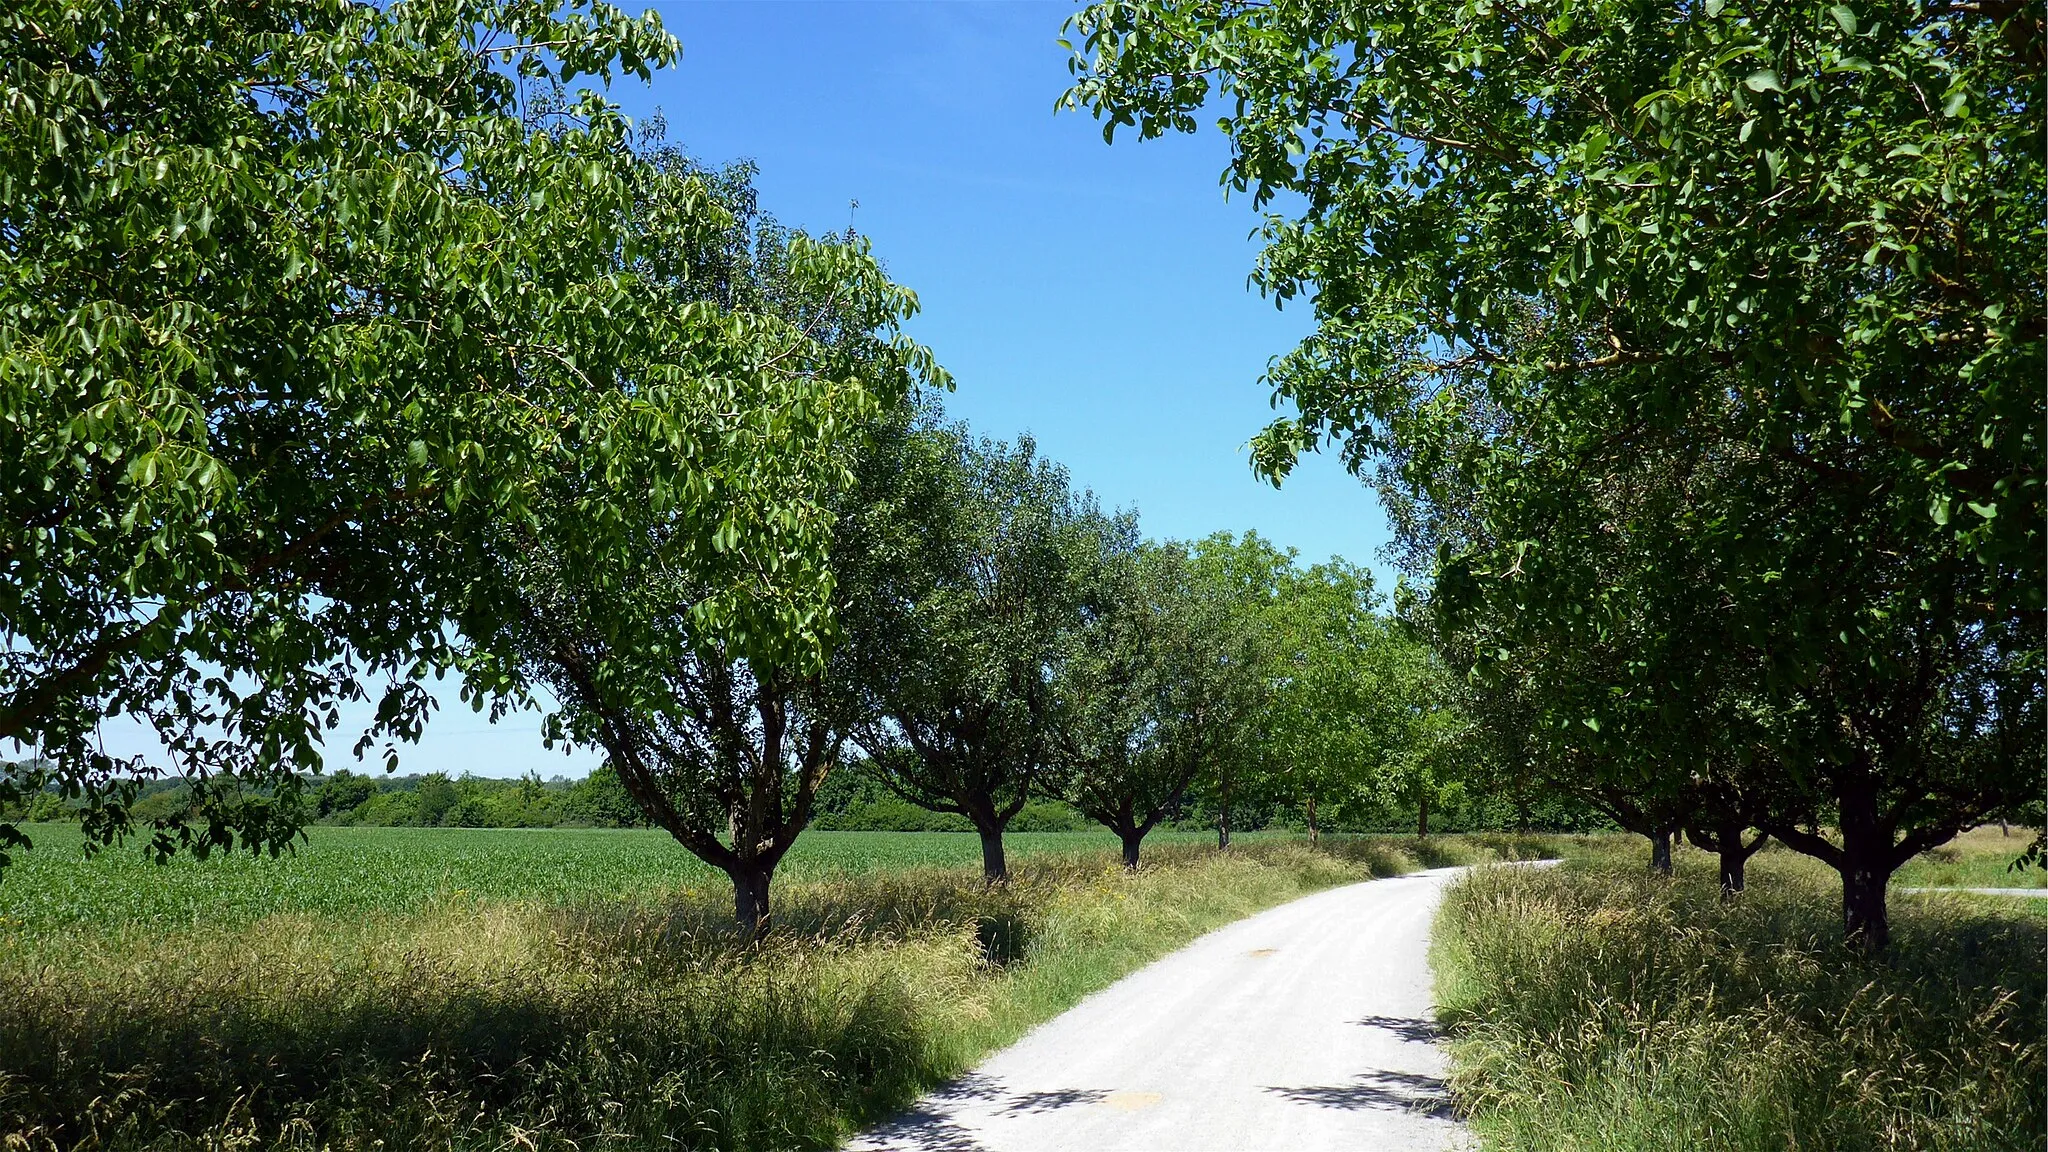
[0,833,1561,1150]
[1434,843,2046,1152]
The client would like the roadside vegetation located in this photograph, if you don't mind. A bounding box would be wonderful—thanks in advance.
[1434,845,2044,1152]
[0,832,1561,1151]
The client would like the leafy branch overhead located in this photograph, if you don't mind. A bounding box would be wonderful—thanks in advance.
[1064,0,2042,596]
[0,0,938,867]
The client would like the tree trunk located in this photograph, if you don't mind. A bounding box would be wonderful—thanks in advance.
[1120,830,1144,869]
[1719,843,1747,898]
[730,862,773,937]
[1217,774,1233,851]
[1713,818,1760,902]
[978,825,1009,883]
[1838,783,1891,953]
[1842,858,1890,953]
[1306,795,1319,844]
[1416,792,1430,839]
[1649,827,1673,876]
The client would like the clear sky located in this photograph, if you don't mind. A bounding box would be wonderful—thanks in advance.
[104,1,1394,779]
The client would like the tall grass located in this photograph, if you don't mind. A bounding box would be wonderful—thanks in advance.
[0,833,1555,1150]
[1434,846,2046,1152]
[1895,824,2047,890]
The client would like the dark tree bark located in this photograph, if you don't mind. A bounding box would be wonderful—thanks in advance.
[730,861,774,937]
[1306,795,1319,844]
[853,701,1040,885]
[978,823,1010,883]
[1119,830,1145,868]
[1649,826,1674,876]
[1763,768,1983,955]
[1835,778,1893,952]
[1217,771,1233,851]
[1686,818,1769,901]
[539,636,831,934]
[1417,792,1430,839]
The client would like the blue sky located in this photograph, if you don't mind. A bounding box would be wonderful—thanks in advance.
[109,1,1394,779]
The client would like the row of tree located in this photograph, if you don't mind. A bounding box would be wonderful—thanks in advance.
[1063,0,2044,951]
[1,1,1483,930]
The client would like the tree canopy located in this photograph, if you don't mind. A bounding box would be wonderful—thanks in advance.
[0,0,931,868]
[1065,0,2044,948]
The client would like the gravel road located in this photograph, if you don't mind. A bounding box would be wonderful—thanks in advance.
[846,866,1474,1152]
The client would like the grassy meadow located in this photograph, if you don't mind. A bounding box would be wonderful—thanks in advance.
[0,823,1269,936]
[1434,838,2046,1152]
[1894,823,2048,890]
[0,823,1559,1150]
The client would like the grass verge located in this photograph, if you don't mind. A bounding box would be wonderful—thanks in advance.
[1894,824,2047,890]
[1433,846,2046,1152]
[0,832,1561,1150]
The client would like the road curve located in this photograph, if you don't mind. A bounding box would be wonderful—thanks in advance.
[846,866,1474,1152]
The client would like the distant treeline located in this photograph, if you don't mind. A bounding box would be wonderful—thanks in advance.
[3,758,1606,836]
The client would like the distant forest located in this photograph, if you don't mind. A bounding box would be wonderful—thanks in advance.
[1,759,1605,836]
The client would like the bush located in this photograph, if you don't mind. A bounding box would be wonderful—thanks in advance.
[813,798,974,833]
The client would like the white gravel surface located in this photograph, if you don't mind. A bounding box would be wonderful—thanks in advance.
[846,866,1474,1152]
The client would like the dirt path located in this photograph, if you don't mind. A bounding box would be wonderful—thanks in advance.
[846,866,1474,1152]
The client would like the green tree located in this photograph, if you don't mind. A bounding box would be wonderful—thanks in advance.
[414,773,458,828]
[314,770,376,821]
[1262,559,1394,840]
[1054,536,1263,867]
[2,0,893,872]
[1181,531,1295,849]
[490,179,941,929]
[561,765,643,828]
[849,430,1095,882]
[1065,0,2043,950]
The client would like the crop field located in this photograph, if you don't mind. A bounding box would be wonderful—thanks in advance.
[0,827,1564,1151]
[0,824,1265,938]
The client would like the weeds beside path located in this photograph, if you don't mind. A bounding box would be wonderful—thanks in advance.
[1433,847,2046,1152]
[0,831,1559,1151]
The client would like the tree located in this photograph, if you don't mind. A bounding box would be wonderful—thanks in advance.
[2,0,890,872]
[1066,0,2044,950]
[1180,532,1295,849]
[314,771,376,820]
[1055,537,1262,867]
[479,153,942,929]
[849,431,1094,882]
[1261,559,1394,841]
[562,765,644,828]
[1066,0,2041,593]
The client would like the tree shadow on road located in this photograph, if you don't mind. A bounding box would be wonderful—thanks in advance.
[1266,1069,1457,1120]
[1352,1013,1443,1043]
[851,1073,1110,1150]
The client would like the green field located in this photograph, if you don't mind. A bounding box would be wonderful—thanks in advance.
[1894,824,2047,891]
[0,823,1264,938]
[0,826,1564,1150]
